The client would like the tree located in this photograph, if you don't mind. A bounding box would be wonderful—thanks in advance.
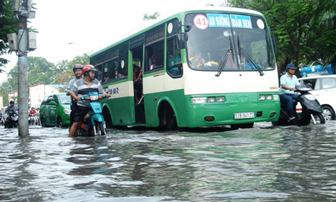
[0,0,18,72]
[54,54,89,91]
[307,0,336,70]
[55,54,89,84]
[227,0,335,73]
[27,57,58,85]
[143,12,160,21]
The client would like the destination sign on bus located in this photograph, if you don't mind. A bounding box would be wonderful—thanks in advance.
[207,14,252,29]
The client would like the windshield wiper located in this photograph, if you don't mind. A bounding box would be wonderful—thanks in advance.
[216,35,235,77]
[215,49,232,77]
[237,39,264,76]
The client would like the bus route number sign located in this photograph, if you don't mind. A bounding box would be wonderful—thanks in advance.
[194,15,209,30]
[234,112,255,119]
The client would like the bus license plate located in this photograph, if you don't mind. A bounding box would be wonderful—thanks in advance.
[234,112,255,119]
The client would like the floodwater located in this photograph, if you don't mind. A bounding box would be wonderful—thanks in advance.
[1,122,336,202]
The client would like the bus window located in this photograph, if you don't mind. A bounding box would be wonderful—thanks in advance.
[96,64,103,82]
[119,42,129,78]
[145,41,164,71]
[167,37,182,77]
[145,25,165,72]
[104,58,118,81]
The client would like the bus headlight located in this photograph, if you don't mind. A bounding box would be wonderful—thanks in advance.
[217,96,225,102]
[191,97,206,104]
[208,97,216,103]
[273,94,279,100]
[259,95,266,100]
[266,95,273,100]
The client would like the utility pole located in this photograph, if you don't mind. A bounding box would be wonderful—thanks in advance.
[17,15,28,136]
[7,0,36,136]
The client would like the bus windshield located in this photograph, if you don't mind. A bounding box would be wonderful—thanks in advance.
[186,13,275,72]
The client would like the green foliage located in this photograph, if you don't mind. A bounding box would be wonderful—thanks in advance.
[0,0,18,70]
[143,12,160,21]
[227,0,336,73]
[0,53,89,104]
[54,53,89,86]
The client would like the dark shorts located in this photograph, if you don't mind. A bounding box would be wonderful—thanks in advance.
[134,82,142,91]
[73,106,90,123]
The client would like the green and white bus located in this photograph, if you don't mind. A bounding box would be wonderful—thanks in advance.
[90,7,280,130]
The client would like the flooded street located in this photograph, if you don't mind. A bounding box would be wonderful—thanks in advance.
[1,122,336,202]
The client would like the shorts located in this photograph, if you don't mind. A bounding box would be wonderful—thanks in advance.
[73,106,90,123]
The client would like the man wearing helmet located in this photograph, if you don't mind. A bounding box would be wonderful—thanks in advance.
[68,64,110,137]
[29,107,36,116]
[66,64,83,128]
[5,100,18,127]
[5,100,18,114]
[279,63,300,121]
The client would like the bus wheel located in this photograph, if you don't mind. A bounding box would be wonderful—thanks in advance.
[103,108,113,128]
[165,108,177,131]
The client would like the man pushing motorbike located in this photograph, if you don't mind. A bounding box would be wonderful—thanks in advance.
[68,65,110,137]
[66,64,83,129]
[279,63,300,122]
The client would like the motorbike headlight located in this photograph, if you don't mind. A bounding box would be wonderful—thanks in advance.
[90,95,99,101]
[63,109,71,115]
[303,94,316,101]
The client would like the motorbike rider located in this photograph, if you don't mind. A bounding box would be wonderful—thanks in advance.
[279,63,300,121]
[5,100,18,114]
[5,100,18,126]
[68,65,110,137]
[66,64,83,129]
[29,107,36,116]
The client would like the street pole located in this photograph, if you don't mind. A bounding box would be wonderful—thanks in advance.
[7,0,35,136]
[17,15,29,136]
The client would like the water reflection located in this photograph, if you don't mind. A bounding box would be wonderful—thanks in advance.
[0,122,336,201]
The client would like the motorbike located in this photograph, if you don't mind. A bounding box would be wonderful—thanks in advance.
[4,109,19,128]
[273,86,325,126]
[0,114,4,126]
[29,113,37,125]
[74,92,106,136]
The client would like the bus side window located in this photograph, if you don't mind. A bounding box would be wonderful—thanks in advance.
[145,41,164,72]
[96,65,103,82]
[167,38,182,77]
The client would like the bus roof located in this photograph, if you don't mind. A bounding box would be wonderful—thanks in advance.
[90,7,264,58]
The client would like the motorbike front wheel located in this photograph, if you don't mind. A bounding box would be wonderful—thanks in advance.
[311,113,326,124]
[94,121,106,136]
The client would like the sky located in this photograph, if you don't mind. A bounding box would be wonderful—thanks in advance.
[1,0,225,84]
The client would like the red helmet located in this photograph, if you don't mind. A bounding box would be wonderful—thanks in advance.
[82,65,97,75]
[73,64,83,72]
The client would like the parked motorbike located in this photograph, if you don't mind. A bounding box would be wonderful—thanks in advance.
[74,92,106,136]
[4,110,19,128]
[273,86,325,126]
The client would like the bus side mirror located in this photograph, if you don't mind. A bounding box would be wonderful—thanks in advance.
[176,33,188,49]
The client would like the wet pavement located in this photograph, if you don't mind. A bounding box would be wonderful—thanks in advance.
[1,121,336,202]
